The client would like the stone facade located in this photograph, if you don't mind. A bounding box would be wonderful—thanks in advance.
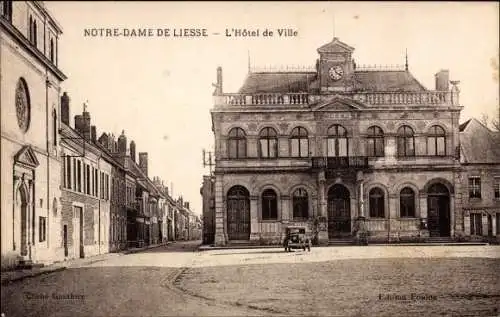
[1,1,67,269]
[207,37,466,246]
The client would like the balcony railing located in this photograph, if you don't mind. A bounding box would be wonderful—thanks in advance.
[311,156,369,169]
[216,91,457,106]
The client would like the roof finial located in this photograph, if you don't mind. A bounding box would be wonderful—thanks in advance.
[405,48,408,71]
[83,100,89,113]
[247,50,251,74]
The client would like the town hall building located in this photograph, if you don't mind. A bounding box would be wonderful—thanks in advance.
[206,37,473,246]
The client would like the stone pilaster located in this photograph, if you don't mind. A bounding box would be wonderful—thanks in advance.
[214,174,226,246]
[317,171,328,245]
[250,195,259,241]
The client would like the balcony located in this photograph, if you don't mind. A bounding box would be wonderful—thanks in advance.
[215,91,458,107]
[311,156,369,170]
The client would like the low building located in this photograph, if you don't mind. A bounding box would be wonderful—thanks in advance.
[201,175,215,244]
[459,119,500,242]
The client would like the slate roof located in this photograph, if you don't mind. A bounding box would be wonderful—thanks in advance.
[237,70,427,94]
[459,118,500,164]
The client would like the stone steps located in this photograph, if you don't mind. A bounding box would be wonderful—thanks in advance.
[328,238,353,246]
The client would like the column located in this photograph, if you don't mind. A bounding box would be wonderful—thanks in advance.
[492,214,497,238]
[450,196,455,238]
[250,195,259,242]
[214,174,226,246]
[317,171,328,245]
[419,192,429,238]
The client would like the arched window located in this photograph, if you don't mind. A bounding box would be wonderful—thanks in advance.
[259,127,278,158]
[227,128,246,158]
[52,109,57,146]
[327,124,348,157]
[400,187,415,217]
[367,126,384,157]
[369,188,385,218]
[427,125,446,156]
[261,189,277,220]
[290,127,309,157]
[397,125,415,157]
[292,188,309,219]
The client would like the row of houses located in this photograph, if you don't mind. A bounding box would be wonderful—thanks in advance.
[201,36,500,246]
[0,1,201,270]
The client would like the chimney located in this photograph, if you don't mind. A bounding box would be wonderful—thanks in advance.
[185,202,190,210]
[138,152,148,176]
[118,130,127,154]
[82,110,91,140]
[98,132,109,148]
[91,125,96,143]
[130,140,136,162]
[216,66,223,95]
[61,92,70,125]
[74,114,84,134]
[435,70,449,91]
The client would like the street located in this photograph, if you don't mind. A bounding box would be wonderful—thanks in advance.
[1,242,500,317]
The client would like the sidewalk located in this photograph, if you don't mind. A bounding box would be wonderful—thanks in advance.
[1,242,170,286]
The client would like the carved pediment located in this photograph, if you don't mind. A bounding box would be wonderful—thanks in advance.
[312,97,365,111]
[14,145,39,168]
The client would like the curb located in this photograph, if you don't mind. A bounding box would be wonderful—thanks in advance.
[1,266,67,286]
[198,242,490,251]
[122,243,170,255]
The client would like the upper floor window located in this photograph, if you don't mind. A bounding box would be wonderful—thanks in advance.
[259,127,278,158]
[494,177,500,200]
[52,109,57,146]
[261,189,278,220]
[1,1,13,21]
[50,38,55,63]
[29,15,38,46]
[327,124,348,157]
[292,188,309,219]
[427,125,446,156]
[367,126,384,157]
[228,128,246,158]
[290,127,309,158]
[397,125,415,157]
[369,187,385,218]
[400,187,415,217]
[469,177,481,199]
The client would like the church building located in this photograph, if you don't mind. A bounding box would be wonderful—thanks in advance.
[208,37,464,246]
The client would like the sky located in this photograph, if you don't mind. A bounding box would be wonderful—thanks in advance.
[45,1,499,215]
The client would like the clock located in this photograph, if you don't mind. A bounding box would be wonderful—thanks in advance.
[328,65,344,81]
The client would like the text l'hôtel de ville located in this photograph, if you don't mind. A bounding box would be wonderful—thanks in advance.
[83,28,298,38]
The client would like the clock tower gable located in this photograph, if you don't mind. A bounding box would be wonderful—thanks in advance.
[317,37,355,93]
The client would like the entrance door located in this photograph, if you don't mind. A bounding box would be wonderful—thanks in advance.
[427,184,450,237]
[17,186,29,257]
[73,206,84,258]
[328,184,351,238]
[227,186,250,240]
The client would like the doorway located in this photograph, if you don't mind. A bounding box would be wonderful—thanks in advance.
[328,184,351,239]
[427,183,450,237]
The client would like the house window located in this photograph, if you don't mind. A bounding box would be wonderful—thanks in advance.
[52,109,57,146]
[39,216,46,242]
[259,127,278,158]
[427,125,446,156]
[228,128,246,158]
[397,125,415,157]
[292,188,309,219]
[470,213,483,235]
[77,160,82,192]
[496,213,500,235]
[86,165,91,195]
[494,177,500,200]
[50,38,55,63]
[290,127,309,157]
[468,177,481,199]
[367,126,384,157]
[262,189,277,220]
[1,1,13,20]
[327,124,348,157]
[369,187,385,218]
[400,187,415,217]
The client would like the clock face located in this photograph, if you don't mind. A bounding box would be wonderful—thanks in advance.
[328,65,344,81]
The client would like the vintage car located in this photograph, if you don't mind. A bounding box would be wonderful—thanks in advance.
[284,226,312,252]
